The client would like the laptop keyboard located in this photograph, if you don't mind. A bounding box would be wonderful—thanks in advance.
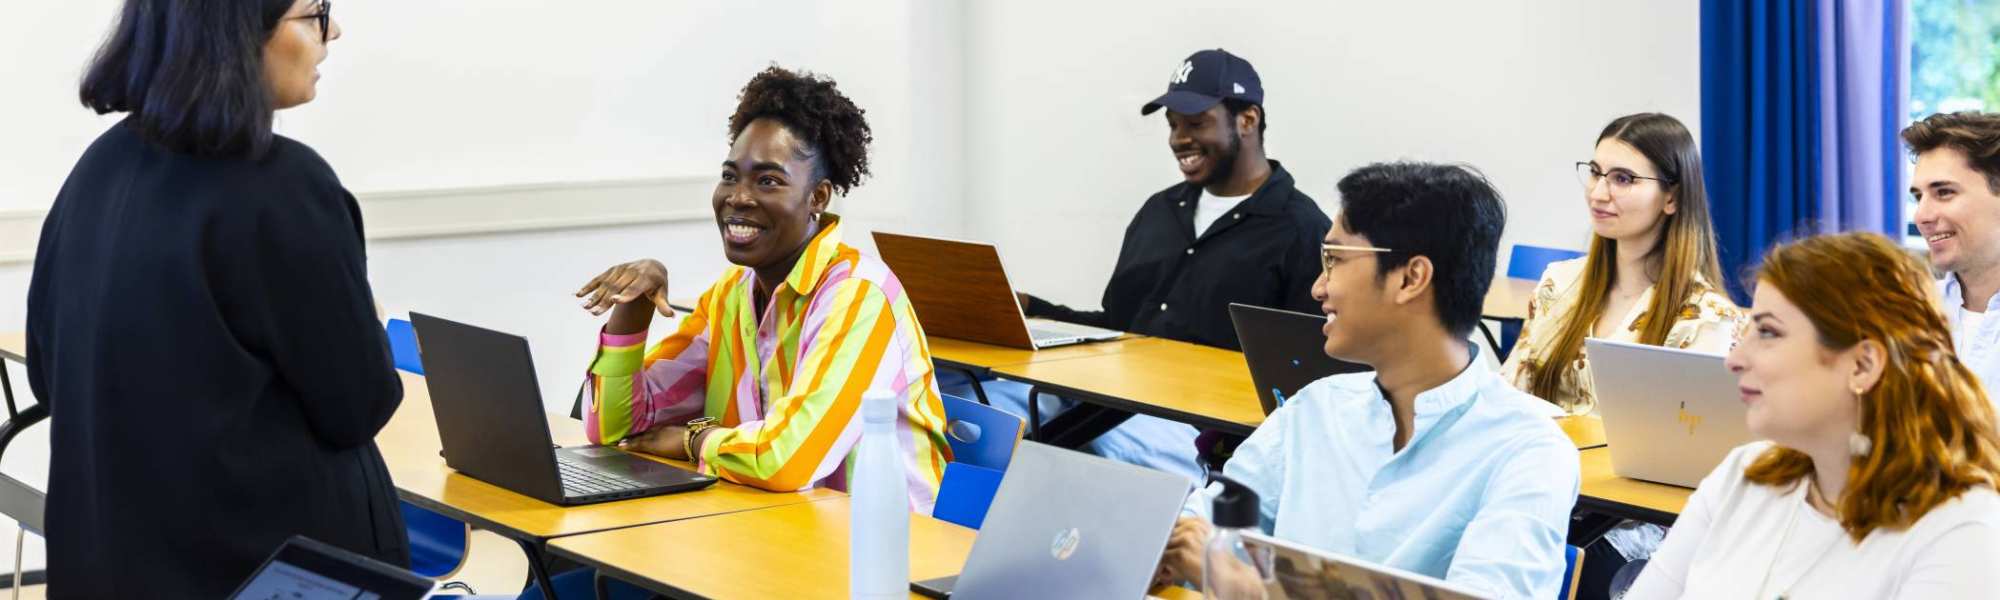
[556,457,649,497]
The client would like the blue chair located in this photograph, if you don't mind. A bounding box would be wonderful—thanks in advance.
[930,394,1027,529]
[1486,245,1585,360]
[940,394,1024,470]
[1507,245,1586,281]
[386,318,425,375]
[932,462,1007,529]
[385,319,470,580]
[1558,544,1586,600]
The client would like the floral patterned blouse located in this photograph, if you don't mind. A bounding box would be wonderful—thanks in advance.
[1499,258,1744,415]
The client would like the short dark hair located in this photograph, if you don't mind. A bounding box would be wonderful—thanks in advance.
[1337,162,1506,338]
[80,0,297,158]
[1901,111,2000,194]
[1221,98,1267,137]
[727,66,874,196]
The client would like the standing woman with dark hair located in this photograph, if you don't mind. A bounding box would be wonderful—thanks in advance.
[26,1,408,597]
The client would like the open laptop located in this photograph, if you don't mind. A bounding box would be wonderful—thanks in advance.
[1241,532,1493,600]
[1587,338,1755,488]
[1229,303,1371,414]
[913,442,1192,599]
[873,232,1124,349]
[410,313,718,506]
[228,535,435,600]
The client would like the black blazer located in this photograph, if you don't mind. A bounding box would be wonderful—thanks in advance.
[1026,161,1331,350]
[25,120,409,598]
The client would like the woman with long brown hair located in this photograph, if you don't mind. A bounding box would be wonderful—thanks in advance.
[1499,112,1743,598]
[1626,232,2000,598]
[1501,113,1741,415]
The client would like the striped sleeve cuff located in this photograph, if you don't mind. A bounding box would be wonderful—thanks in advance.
[590,329,648,376]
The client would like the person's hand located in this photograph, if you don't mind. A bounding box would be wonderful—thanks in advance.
[1155,516,1212,589]
[1015,292,1033,308]
[576,259,674,318]
[620,424,689,459]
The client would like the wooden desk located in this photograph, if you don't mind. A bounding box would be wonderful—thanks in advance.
[378,371,839,542]
[1482,277,1538,321]
[927,335,1143,375]
[549,498,973,600]
[1558,415,1606,449]
[1575,447,1690,526]
[992,337,1262,435]
[0,332,23,363]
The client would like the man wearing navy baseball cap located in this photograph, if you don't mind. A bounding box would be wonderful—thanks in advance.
[968,49,1330,478]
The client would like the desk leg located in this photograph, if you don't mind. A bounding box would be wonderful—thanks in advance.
[1039,405,1133,449]
[1025,388,1044,440]
[514,537,559,600]
[0,364,16,418]
[1568,511,1620,548]
[943,366,991,407]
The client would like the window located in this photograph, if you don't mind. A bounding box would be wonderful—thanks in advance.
[1905,0,2000,241]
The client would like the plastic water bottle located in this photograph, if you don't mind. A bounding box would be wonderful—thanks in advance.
[1203,474,1274,599]
[850,391,909,599]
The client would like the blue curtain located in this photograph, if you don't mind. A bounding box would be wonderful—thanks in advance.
[1701,0,1823,302]
[1701,0,1909,301]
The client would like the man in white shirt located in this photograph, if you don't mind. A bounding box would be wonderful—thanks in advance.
[1157,162,1581,599]
[1907,111,2000,391]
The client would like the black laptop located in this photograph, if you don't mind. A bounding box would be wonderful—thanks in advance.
[228,535,434,600]
[410,313,717,505]
[1228,304,1370,414]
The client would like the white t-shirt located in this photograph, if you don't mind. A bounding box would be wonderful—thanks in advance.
[1625,441,2000,599]
[1193,189,1250,238]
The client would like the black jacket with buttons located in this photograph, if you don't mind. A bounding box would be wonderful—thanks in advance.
[1025,161,1331,350]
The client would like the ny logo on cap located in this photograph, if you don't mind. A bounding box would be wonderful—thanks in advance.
[1172,61,1193,85]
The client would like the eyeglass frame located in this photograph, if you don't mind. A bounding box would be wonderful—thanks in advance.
[1573,161,1674,193]
[287,0,333,44]
[1320,243,1400,278]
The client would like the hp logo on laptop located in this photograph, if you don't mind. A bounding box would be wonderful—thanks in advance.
[1049,527,1081,561]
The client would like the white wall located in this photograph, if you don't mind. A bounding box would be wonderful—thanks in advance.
[0,0,967,575]
[964,0,1702,307]
[0,0,1700,579]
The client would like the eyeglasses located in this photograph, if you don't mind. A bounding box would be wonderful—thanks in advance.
[288,0,332,44]
[1321,244,1396,277]
[1574,162,1672,193]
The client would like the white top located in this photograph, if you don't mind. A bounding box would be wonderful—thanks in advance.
[1942,274,2000,398]
[1625,441,2000,599]
[1183,354,1580,600]
[1193,189,1250,237]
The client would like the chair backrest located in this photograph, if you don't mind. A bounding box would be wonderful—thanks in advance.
[1507,245,1586,281]
[1558,544,1585,600]
[386,318,425,375]
[940,394,1024,470]
[931,462,1006,529]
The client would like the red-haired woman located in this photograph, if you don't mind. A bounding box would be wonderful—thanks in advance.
[1627,232,2000,598]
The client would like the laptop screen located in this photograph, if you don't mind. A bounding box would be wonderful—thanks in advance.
[229,536,434,600]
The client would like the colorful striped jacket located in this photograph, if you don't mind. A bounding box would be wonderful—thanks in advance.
[581,215,953,511]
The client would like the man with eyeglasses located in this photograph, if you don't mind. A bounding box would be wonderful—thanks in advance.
[1156,162,1580,599]
[942,49,1329,479]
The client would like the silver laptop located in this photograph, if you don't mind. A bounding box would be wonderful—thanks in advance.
[873,232,1124,349]
[1587,338,1755,488]
[1241,532,1492,600]
[922,442,1192,599]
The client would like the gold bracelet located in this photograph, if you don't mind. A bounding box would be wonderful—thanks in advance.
[683,417,718,460]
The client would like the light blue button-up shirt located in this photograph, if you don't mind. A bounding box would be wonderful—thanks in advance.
[1184,356,1580,600]
[1941,274,2000,393]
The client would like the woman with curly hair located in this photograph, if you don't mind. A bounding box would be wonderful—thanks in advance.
[572,66,953,510]
[1625,232,2000,598]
